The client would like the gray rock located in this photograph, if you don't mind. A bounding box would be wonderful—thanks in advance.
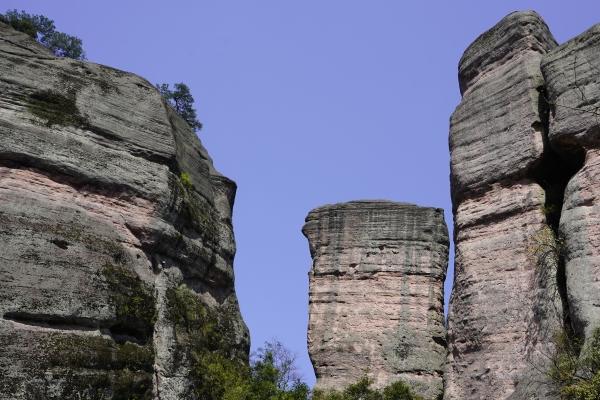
[303,201,448,400]
[450,11,556,203]
[0,21,248,399]
[543,25,600,344]
[446,11,562,400]
[542,23,600,152]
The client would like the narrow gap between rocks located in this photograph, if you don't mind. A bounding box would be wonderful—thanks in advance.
[533,86,585,337]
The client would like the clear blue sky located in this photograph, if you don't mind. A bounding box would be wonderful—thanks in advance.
[5,0,600,386]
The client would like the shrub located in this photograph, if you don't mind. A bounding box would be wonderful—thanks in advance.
[549,327,600,399]
[313,377,423,400]
[179,171,193,189]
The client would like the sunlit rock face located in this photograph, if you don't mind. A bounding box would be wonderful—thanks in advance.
[303,201,448,400]
[0,21,248,399]
[446,11,563,400]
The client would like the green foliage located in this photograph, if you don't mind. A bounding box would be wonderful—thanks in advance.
[166,287,310,400]
[1,9,85,59]
[42,30,85,59]
[157,82,203,131]
[313,377,423,400]
[180,171,193,189]
[549,327,600,399]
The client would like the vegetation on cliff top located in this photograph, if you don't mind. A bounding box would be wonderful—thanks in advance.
[0,9,85,59]
[157,82,203,131]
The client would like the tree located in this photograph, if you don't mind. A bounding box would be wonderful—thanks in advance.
[157,83,203,131]
[248,340,310,400]
[0,9,85,59]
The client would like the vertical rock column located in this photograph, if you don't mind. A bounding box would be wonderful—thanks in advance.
[542,24,600,345]
[446,12,561,400]
[303,201,448,399]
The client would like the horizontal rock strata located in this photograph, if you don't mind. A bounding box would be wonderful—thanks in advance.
[446,11,562,400]
[303,201,448,399]
[0,21,248,399]
[542,24,600,345]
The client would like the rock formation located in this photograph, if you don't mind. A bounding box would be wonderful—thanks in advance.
[447,11,600,400]
[446,11,562,400]
[303,201,448,399]
[542,23,600,347]
[0,21,248,399]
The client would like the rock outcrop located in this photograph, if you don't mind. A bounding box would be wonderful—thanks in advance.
[0,21,248,399]
[303,201,448,399]
[446,11,562,400]
[542,23,600,347]
[447,11,600,400]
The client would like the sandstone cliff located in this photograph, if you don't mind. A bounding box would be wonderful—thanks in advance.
[0,21,248,399]
[303,201,448,399]
[447,11,600,400]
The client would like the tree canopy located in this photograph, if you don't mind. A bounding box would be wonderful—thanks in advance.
[157,83,203,131]
[0,9,85,59]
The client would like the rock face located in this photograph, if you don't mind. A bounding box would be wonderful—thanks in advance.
[303,201,448,399]
[542,23,600,346]
[0,22,248,399]
[447,11,600,400]
[446,11,563,400]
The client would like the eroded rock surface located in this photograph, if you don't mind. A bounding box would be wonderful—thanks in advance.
[542,24,600,345]
[446,11,562,400]
[303,201,448,399]
[0,21,248,399]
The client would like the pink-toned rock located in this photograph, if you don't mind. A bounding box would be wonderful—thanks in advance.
[303,201,448,399]
[447,11,562,400]
[0,21,248,399]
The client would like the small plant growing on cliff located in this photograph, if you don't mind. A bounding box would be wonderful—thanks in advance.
[156,82,203,131]
[180,171,193,189]
[0,9,85,59]
[548,327,600,399]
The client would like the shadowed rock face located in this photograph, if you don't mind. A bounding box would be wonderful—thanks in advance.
[303,201,448,400]
[0,22,248,399]
[542,23,600,346]
[446,11,563,400]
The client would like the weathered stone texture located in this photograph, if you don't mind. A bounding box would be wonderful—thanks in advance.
[450,11,556,202]
[0,21,248,399]
[542,26,600,345]
[303,201,448,399]
[446,11,562,400]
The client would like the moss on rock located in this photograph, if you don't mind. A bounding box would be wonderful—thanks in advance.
[26,89,88,128]
[171,174,220,244]
[166,284,247,398]
[100,263,157,344]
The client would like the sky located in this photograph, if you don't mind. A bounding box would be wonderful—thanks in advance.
[5,0,600,386]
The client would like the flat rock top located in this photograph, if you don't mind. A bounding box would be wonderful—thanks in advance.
[303,200,448,258]
[458,10,556,94]
[305,200,445,220]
